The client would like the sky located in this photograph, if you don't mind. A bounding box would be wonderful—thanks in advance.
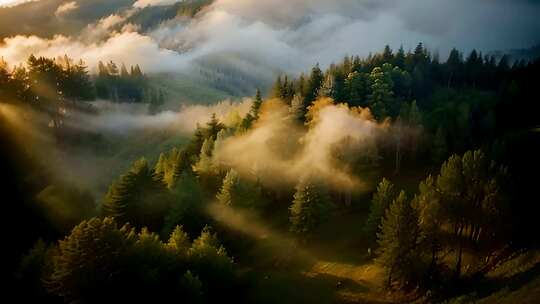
[0,0,539,82]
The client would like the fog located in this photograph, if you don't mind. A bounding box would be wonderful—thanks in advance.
[0,98,251,196]
[213,99,386,192]
[72,99,251,135]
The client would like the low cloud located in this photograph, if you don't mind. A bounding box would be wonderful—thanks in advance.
[68,98,252,135]
[133,0,183,9]
[1,0,539,89]
[213,99,386,191]
[55,1,79,18]
[0,97,252,196]
[0,30,188,73]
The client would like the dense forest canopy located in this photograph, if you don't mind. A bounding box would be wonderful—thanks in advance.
[1,1,540,303]
[2,43,540,303]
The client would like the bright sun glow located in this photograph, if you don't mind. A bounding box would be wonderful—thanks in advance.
[0,0,36,7]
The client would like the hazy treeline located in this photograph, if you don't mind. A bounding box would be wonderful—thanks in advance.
[0,55,164,109]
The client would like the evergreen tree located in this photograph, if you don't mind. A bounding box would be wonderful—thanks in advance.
[304,64,324,105]
[240,89,264,130]
[368,66,394,120]
[364,178,398,241]
[346,71,370,107]
[164,170,204,236]
[271,75,283,99]
[102,158,169,229]
[216,169,266,210]
[446,48,463,87]
[394,45,406,69]
[167,225,191,257]
[252,88,263,118]
[193,137,216,175]
[48,217,136,302]
[435,150,505,277]
[376,191,422,287]
[413,175,442,278]
[289,178,332,236]
[382,45,394,63]
[205,113,224,140]
[188,226,234,288]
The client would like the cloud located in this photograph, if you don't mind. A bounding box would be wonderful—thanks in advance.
[1,0,539,88]
[133,0,182,9]
[55,1,79,18]
[69,98,252,135]
[0,30,189,73]
[0,97,252,196]
[0,0,39,8]
[213,99,386,191]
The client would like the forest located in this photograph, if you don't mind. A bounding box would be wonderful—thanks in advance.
[1,43,539,303]
[2,0,540,303]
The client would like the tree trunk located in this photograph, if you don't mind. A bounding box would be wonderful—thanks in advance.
[454,223,464,278]
[455,240,463,278]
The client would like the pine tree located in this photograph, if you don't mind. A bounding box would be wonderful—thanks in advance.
[188,226,234,276]
[216,169,266,209]
[163,170,203,236]
[193,137,216,175]
[252,88,263,118]
[240,89,264,130]
[289,178,332,236]
[364,178,398,241]
[48,217,136,302]
[346,71,370,107]
[435,150,504,278]
[271,75,283,99]
[305,64,324,105]
[413,175,442,277]
[376,191,422,287]
[368,66,394,120]
[216,169,238,206]
[205,113,224,140]
[102,158,169,229]
[394,45,406,68]
[446,48,463,87]
[167,225,191,256]
[382,45,394,63]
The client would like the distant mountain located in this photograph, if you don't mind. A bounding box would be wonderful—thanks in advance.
[0,0,136,38]
[128,0,213,32]
[0,0,214,39]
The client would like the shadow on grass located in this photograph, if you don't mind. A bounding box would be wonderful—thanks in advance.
[243,270,378,304]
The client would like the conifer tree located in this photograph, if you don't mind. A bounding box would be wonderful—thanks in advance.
[368,66,394,120]
[289,178,332,236]
[394,45,406,68]
[376,191,422,287]
[103,158,169,229]
[48,217,136,302]
[436,150,504,278]
[216,169,266,210]
[305,64,324,105]
[167,225,191,257]
[364,178,398,241]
